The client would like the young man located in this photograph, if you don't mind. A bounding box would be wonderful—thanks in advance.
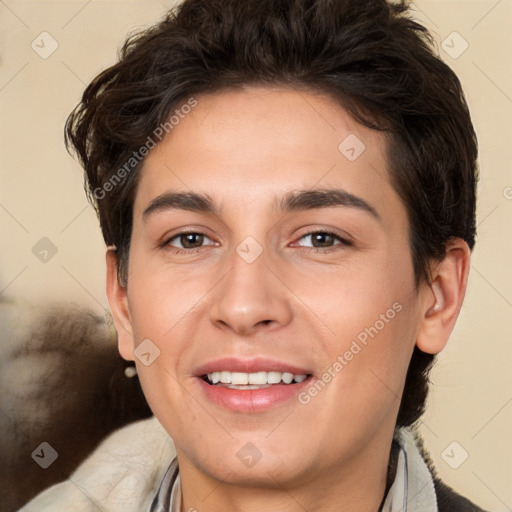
[20,0,487,510]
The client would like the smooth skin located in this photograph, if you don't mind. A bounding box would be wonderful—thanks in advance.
[106,86,470,512]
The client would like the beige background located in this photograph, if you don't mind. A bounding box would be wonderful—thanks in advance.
[0,0,511,510]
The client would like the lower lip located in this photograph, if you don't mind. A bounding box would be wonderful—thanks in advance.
[196,376,313,413]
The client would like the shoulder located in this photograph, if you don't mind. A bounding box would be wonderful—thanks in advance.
[411,430,491,512]
[434,478,490,512]
[18,417,176,512]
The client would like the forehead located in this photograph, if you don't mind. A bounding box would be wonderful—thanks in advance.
[133,86,397,219]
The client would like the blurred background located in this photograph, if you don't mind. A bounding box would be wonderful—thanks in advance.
[0,0,511,510]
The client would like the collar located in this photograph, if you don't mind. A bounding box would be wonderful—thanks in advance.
[382,428,438,512]
[150,427,438,512]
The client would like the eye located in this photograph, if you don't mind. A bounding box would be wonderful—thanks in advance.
[163,230,350,254]
[166,232,216,251]
[295,230,351,251]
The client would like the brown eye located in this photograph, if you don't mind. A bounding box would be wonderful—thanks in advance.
[167,232,214,250]
[311,233,336,247]
[180,233,204,248]
[297,231,345,249]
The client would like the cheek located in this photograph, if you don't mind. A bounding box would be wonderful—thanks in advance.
[296,247,418,398]
[319,287,419,419]
[292,247,414,342]
[127,255,210,342]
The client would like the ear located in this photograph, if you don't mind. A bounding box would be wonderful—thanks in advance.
[106,248,135,361]
[416,238,471,355]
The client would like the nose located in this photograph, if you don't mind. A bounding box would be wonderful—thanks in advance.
[209,246,293,336]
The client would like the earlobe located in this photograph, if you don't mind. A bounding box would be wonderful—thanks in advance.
[105,249,135,361]
[416,239,471,355]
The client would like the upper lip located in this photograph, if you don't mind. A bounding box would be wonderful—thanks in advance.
[195,357,313,377]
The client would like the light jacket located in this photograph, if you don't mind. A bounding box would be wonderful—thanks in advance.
[18,417,488,512]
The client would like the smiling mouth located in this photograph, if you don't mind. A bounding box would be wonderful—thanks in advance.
[202,370,313,389]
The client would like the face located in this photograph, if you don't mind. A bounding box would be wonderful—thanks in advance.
[114,87,428,489]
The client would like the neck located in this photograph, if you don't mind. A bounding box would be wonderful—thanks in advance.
[176,427,397,512]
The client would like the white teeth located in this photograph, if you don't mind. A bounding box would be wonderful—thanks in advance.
[282,372,294,384]
[267,371,282,384]
[231,372,249,385]
[248,371,267,385]
[220,371,231,384]
[205,371,309,386]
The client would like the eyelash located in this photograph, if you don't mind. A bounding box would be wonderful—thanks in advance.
[163,229,352,255]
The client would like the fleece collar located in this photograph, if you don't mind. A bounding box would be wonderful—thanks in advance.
[381,428,438,512]
[19,418,437,512]
[151,427,438,512]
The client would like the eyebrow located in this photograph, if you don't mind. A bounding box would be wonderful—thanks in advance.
[142,188,380,221]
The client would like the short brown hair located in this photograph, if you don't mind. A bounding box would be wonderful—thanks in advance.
[65,0,478,427]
